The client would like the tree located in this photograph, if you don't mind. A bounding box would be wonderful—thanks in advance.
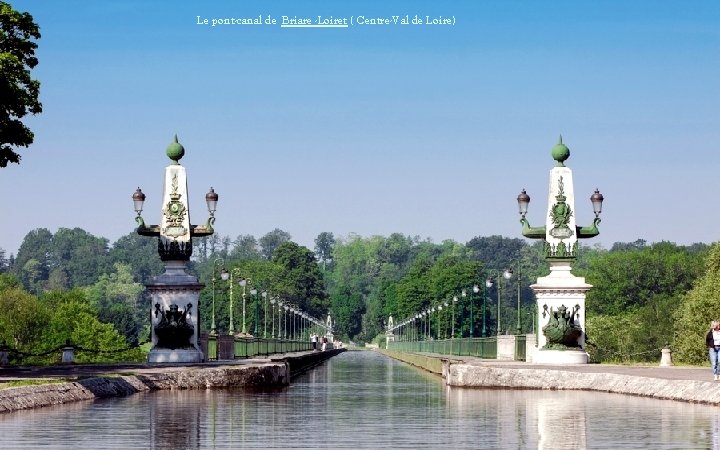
[0,1,42,167]
[20,257,43,294]
[0,272,20,290]
[230,234,261,260]
[13,227,52,287]
[259,228,291,259]
[50,227,110,287]
[314,232,335,270]
[109,232,163,283]
[0,286,47,350]
[584,241,704,316]
[466,235,526,269]
[673,244,720,364]
[42,291,144,363]
[84,263,145,344]
[581,241,707,362]
[610,239,647,252]
[272,242,328,318]
[0,247,7,272]
[330,290,364,339]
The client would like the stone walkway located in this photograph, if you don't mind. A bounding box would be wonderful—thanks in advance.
[414,352,715,382]
[459,358,714,382]
[400,352,720,405]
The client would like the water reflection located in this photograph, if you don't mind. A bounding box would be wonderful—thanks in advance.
[0,351,719,449]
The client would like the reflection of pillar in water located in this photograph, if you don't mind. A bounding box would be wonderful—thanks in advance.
[206,390,217,449]
[713,413,720,450]
[536,393,587,450]
[386,355,394,408]
[149,391,202,449]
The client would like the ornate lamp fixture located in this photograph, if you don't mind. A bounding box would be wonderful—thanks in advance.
[517,136,604,259]
[132,136,219,261]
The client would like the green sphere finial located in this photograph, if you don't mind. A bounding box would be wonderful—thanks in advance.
[551,135,570,166]
[166,134,185,164]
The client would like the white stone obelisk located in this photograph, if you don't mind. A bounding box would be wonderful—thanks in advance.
[529,138,594,364]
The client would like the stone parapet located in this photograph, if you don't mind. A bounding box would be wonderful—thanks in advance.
[0,363,287,413]
[447,364,720,405]
[0,349,346,414]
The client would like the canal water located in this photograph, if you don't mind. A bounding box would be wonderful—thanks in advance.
[1,351,719,449]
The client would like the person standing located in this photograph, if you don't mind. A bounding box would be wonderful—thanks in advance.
[706,321,720,380]
[311,333,318,351]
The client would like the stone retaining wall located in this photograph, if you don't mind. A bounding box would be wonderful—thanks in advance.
[377,349,447,375]
[274,348,345,377]
[447,364,720,405]
[0,363,287,413]
[0,349,346,414]
[378,350,720,406]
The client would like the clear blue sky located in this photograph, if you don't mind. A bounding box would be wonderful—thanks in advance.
[1,0,718,255]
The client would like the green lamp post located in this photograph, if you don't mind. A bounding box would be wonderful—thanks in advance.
[451,296,458,338]
[486,269,513,335]
[470,284,478,338]
[514,265,522,334]
[211,258,227,335]
[250,288,258,336]
[262,291,268,338]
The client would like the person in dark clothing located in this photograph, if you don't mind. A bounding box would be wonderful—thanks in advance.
[706,321,720,380]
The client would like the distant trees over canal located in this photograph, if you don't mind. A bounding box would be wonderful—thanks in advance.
[0,227,715,364]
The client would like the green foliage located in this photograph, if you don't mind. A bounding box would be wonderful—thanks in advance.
[0,272,20,290]
[0,284,144,364]
[84,263,145,345]
[0,247,8,272]
[330,290,364,339]
[0,1,42,167]
[229,234,262,260]
[586,296,676,363]
[673,244,720,364]
[272,241,328,317]
[583,241,705,316]
[466,235,525,269]
[314,231,335,269]
[109,232,163,283]
[259,228,291,259]
[581,241,708,363]
[326,233,522,341]
[44,298,144,363]
[13,228,51,291]
[50,228,110,287]
[0,286,47,349]
[13,227,112,293]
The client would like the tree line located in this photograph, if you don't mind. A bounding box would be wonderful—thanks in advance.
[0,226,718,364]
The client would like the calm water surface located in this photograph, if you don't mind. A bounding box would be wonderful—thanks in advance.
[1,351,719,449]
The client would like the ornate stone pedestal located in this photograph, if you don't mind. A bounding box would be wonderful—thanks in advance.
[147,260,204,363]
[531,260,591,365]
